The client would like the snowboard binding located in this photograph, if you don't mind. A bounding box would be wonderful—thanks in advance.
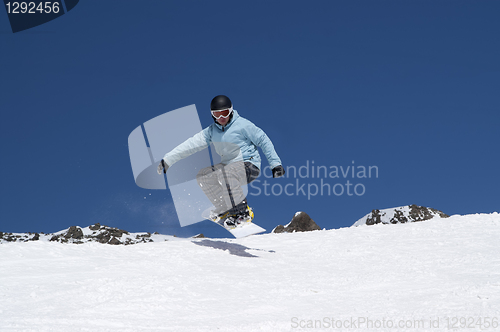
[223,205,254,229]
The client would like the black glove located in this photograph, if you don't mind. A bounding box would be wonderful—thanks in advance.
[157,159,169,174]
[272,165,285,178]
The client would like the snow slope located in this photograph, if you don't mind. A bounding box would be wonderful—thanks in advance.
[1,213,499,331]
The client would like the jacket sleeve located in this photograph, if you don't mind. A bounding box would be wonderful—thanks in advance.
[163,127,211,167]
[244,122,282,169]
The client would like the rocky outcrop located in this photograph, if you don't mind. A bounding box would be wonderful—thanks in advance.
[353,205,449,227]
[273,212,321,233]
[193,234,205,238]
[1,224,176,245]
[64,226,84,240]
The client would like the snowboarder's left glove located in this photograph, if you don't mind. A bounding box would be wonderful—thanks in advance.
[272,165,285,178]
[157,159,169,174]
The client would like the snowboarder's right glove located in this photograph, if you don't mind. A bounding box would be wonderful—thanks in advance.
[157,159,169,174]
[272,165,285,178]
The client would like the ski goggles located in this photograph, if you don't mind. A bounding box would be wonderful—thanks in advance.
[211,107,233,119]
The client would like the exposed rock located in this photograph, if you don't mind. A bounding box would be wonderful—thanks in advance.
[409,204,449,221]
[273,212,321,233]
[135,233,151,239]
[108,237,121,245]
[89,223,101,231]
[107,227,129,238]
[193,234,205,238]
[31,233,40,241]
[353,205,449,227]
[64,226,84,239]
[97,233,111,244]
[273,225,285,233]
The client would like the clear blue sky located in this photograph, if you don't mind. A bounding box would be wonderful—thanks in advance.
[1,1,498,238]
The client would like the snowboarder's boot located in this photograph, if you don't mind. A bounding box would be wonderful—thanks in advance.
[224,205,254,228]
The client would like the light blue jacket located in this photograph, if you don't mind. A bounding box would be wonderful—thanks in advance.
[163,110,281,170]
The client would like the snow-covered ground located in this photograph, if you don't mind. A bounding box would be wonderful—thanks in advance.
[1,213,499,331]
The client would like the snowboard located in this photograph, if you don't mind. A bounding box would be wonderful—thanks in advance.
[201,207,266,238]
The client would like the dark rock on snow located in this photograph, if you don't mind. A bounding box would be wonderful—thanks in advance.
[65,226,84,239]
[273,212,321,233]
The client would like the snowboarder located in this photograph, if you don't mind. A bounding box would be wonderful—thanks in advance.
[157,95,285,227]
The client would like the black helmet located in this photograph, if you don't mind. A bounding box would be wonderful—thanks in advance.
[210,95,232,110]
